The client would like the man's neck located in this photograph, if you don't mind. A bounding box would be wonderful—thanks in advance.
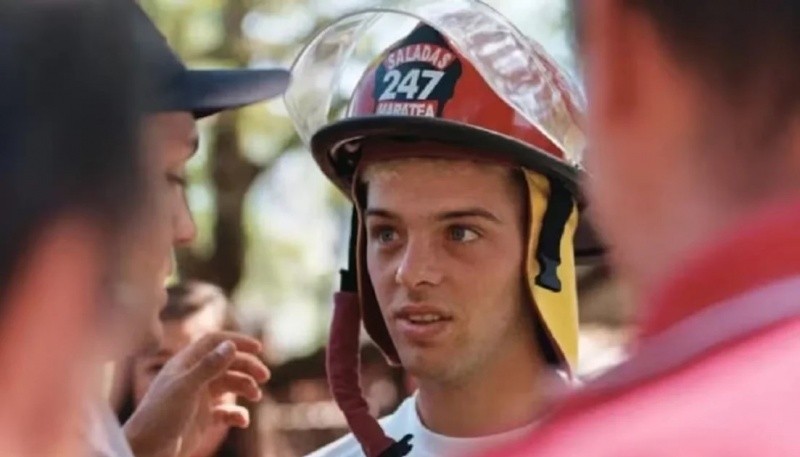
[414,342,549,437]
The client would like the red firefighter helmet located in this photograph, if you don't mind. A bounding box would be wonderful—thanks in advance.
[314,26,586,212]
[331,20,587,362]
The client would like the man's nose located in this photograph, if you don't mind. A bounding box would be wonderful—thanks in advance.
[172,198,197,247]
[394,236,443,290]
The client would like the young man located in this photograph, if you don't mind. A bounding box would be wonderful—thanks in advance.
[284,2,600,456]
[87,2,289,457]
[490,0,800,455]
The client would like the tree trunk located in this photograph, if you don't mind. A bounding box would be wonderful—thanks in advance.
[177,0,255,295]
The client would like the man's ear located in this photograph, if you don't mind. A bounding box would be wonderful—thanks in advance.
[0,215,106,457]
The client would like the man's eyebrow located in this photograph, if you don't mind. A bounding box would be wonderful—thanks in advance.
[365,207,503,224]
[365,208,398,219]
[436,208,502,224]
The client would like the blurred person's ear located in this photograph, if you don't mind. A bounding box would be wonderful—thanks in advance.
[579,0,701,195]
[0,215,108,457]
[580,0,644,131]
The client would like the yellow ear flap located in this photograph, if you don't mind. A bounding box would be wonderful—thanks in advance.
[524,170,580,371]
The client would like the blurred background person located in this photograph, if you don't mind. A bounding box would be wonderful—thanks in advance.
[0,0,152,456]
[117,281,262,457]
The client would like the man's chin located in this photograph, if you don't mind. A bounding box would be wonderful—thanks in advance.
[397,348,451,380]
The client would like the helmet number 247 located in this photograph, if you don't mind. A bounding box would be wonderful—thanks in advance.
[380,69,445,101]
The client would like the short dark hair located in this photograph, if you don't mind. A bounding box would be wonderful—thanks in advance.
[571,1,800,128]
[0,0,145,303]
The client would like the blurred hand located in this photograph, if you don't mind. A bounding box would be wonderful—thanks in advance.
[123,331,270,457]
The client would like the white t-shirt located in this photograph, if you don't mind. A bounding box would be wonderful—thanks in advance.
[306,394,537,457]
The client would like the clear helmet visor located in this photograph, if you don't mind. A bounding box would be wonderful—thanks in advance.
[284,0,586,168]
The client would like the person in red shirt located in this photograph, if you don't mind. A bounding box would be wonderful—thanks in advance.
[486,1,800,455]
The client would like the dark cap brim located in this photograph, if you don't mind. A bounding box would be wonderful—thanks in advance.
[159,68,291,118]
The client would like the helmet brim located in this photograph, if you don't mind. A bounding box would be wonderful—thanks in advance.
[310,116,605,263]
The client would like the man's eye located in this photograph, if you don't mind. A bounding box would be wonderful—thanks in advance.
[448,226,479,243]
[372,227,399,244]
[146,363,164,375]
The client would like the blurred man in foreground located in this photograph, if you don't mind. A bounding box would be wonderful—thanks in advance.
[0,1,148,456]
[489,1,800,455]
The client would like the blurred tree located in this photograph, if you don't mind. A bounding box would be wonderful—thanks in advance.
[177,0,252,293]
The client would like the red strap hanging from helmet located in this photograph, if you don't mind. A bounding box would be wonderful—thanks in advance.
[326,209,413,457]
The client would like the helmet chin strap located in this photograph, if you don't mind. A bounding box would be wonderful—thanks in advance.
[534,177,573,293]
[326,208,413,457]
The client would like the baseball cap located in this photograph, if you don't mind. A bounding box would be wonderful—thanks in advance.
[129,0,290,118]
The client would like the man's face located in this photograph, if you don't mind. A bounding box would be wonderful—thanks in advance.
[125,112,198,352]
[364,157,534,383]
[143,112,199,248]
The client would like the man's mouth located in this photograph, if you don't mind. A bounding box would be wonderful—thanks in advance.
[395,304,453,322]
[394,305,453,342]
[405,313,447,324]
